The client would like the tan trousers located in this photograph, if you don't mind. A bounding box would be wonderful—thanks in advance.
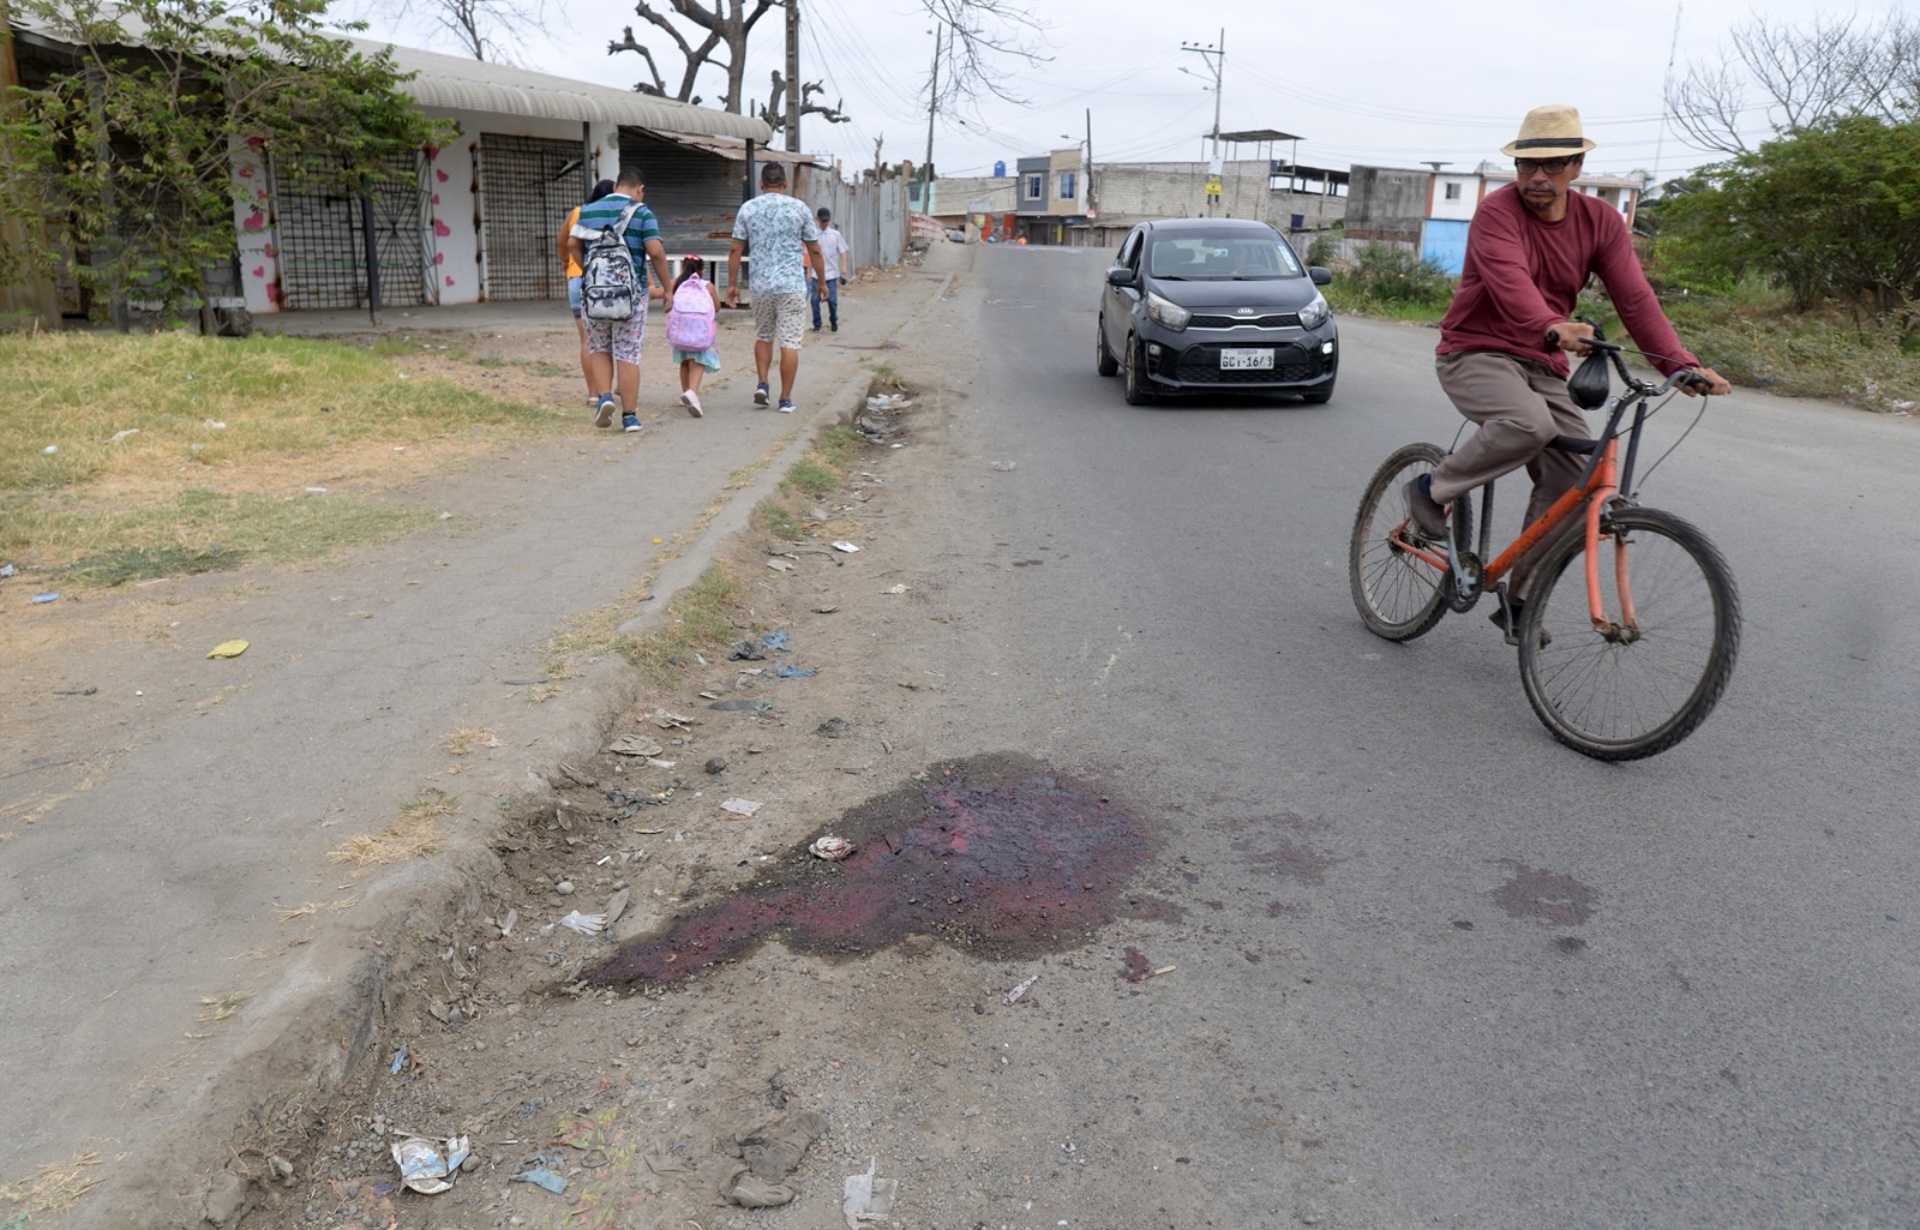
[1428,350,1592,599]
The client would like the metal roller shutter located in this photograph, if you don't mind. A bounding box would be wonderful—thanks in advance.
[616,130,743,256]
[478,133,586,301]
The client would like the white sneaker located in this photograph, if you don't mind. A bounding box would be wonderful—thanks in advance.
[682,390,703,418]
[777,398,795,414]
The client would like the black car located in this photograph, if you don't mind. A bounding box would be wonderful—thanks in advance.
[1096,217,1337,404]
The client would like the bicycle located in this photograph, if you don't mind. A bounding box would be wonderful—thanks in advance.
[1348,332,1741,761]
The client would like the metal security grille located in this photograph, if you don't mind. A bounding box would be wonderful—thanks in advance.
[273,154,428,311]
[478,134,585,301]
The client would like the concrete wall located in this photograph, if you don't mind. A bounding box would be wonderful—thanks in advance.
[1429,173,1479,222]
[1015,156,1048,214]
[929,176,1016,217]
[1092,161,1347,231]
[1345,166,1429,243]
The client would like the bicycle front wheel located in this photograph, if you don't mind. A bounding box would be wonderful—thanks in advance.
[1519,506,1740,761]
[1349,443,1451,641]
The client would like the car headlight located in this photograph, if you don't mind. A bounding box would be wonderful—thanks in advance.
[1145,291,1191,332]
[1298,293,1330,330]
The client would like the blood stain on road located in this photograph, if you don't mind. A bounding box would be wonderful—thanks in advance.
[1493,862,1597,926]
[588,753,1154,986]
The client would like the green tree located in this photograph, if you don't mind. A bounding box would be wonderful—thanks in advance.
[0,0,442,325]
[1656,116,1920,322]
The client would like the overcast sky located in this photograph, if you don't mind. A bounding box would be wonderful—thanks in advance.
[340,0,1908,183]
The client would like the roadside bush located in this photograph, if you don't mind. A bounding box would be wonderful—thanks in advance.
[1324,243,1454,320]
[1350,244,1452,305]
[1655,116,1920,323]
[1305,231,1340,268]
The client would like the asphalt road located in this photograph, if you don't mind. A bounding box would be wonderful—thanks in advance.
[923,244,1920,1227]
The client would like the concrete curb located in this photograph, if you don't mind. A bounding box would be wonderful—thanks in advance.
[107,253,964,1229]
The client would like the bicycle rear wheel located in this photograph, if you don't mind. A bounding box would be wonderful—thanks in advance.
[1350,443,1451,641]
[1519,506,1740,760]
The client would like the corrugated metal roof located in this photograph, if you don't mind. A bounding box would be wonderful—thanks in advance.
[8,10,772,143]
[361,39,773,142]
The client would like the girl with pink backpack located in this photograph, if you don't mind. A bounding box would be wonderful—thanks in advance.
[664,256,721,417]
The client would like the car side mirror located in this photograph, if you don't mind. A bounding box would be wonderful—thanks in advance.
[1309,266,1333,286]
[1106,266,1135,287]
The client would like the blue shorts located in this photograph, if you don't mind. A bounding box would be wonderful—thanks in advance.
[567,275,583,317]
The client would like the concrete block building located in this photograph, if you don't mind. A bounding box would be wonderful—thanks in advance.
[1347,162,1644,275]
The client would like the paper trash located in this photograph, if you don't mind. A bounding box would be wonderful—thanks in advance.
[842,1158,897,1226]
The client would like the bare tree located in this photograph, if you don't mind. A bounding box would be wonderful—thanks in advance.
[921,0,1049,109]
[607,0,1048,119]
[757,69,850,139]
[343,0,559,63]
[607,0,777,113]
[1667,12,1920,154]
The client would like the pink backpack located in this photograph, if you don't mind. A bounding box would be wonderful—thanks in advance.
[665,275,716,350]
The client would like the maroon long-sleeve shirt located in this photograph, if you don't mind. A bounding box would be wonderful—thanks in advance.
[1437,184,1697,377]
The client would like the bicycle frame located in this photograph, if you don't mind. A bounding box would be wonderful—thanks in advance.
[1389,355,1696,640]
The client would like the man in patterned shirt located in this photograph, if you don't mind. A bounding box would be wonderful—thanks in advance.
[725,162,825,413]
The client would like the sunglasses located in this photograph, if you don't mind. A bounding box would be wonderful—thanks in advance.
[1515,156,1578,177]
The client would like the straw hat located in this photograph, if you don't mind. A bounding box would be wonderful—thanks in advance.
[1500,105,1596,158]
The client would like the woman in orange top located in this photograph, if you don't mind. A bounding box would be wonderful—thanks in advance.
[561,179,616,402]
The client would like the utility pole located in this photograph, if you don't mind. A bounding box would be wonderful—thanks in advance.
[921,27,939,213]
[1181,30,1225,216]
[784,0,801,153]
[1084,107,1095,218]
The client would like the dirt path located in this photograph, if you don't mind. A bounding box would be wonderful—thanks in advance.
[161,241,1244,1230]
[0,254,965,1230]
[216,249,1190,1230]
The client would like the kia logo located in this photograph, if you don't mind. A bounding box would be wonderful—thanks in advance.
[1236,307,1255,316]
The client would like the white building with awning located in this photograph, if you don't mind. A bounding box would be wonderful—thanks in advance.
[6,13,776,316]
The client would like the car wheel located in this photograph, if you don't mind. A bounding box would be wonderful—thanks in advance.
[1095,315,1119,377]
[1122,334,1153,405]
[1301,381,1334,405]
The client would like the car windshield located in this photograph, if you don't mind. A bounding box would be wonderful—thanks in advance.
[1147,233,1304,280]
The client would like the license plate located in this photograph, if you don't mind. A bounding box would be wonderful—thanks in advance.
[1219,348,1274,371]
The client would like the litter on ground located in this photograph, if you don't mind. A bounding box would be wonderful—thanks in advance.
[558,910,605,935]
[390,1135,470,1195]
[843,1158,899,1225]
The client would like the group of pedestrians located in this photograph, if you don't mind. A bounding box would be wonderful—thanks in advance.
[557,160,855,432]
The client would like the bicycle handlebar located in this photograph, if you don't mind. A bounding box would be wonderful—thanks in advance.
[1551,327,1719,397]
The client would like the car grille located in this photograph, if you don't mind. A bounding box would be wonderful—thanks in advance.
[1188,311,1302,329]
[1170,343,1323,384]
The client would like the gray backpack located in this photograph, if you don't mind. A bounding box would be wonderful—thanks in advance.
[581,201,644,322]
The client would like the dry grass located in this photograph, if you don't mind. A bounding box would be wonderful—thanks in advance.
[443,727,498,755]
[327,793,454,867]
[195,991,254,1022]
[613,563,750,677]
[0,1151,104,1219]
[0,330,563,584]
[274,898,357,922]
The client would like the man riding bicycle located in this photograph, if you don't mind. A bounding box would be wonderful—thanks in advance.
[1404,105,1730,633]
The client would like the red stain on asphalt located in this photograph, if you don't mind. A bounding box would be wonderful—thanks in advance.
[1493,863,1597,927]
[589,754,1153,985]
